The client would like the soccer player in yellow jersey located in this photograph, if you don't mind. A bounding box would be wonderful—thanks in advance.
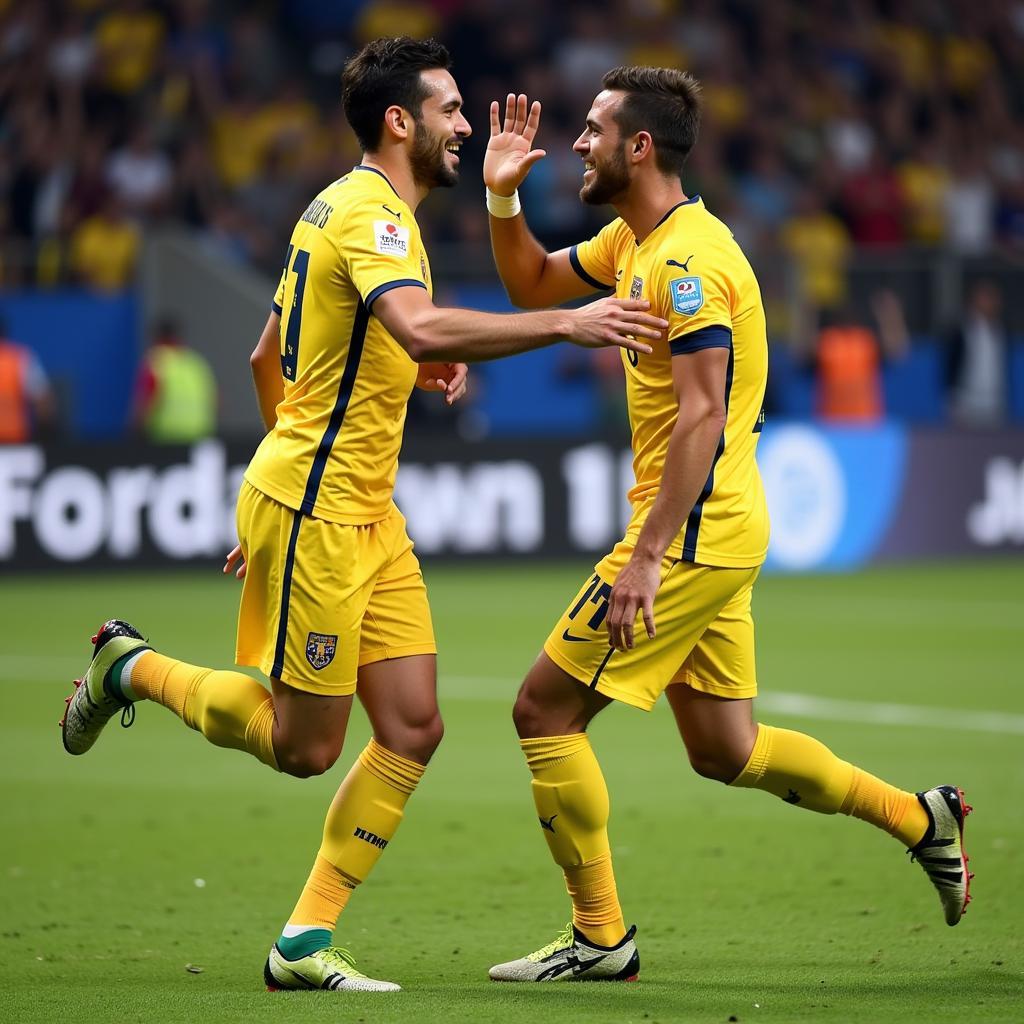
[483,70,972,982]
[59,38,665,994]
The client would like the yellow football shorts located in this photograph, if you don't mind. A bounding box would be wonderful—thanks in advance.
[544,535,761,711]
[234,481,435,695]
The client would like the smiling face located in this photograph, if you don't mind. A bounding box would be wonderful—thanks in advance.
[409,68,471,189]
[573,90,632,205]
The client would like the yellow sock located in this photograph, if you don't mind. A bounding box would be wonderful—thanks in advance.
[730,724,928,845]
[521,734,626,947]
[127,651,278,770]
[288,739,424,931]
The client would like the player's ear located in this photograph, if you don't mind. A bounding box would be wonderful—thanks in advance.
[631,131,653,163]
[383,104,409,141]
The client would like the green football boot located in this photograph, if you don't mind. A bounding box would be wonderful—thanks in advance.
[264,944,400,992]
[60,619,150,755]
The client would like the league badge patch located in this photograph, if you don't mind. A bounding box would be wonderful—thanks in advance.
[669,276,704,316]
[306,632,338,670]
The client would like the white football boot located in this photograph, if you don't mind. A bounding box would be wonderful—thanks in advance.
[489,923,639,982]
[264,944,400,992]
[909,785,973,925]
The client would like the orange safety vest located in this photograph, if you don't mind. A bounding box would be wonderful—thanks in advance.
[816,326,883,423]
[0,342,29,443]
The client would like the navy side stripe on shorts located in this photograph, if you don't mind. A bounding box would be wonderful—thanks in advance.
[271,511,304,680]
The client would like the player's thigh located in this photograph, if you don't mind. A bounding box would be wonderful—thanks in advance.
[358,507,437,668]
[235,484,381,696]
[543,542,753,712]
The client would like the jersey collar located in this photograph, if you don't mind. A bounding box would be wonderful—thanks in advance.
[635,194,702,246]
[353,164,401,199]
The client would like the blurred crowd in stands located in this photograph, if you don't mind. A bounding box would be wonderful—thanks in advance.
[1,0,1023,441]
[2,0,1023,285]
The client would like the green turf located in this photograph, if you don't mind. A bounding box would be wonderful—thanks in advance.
[2,560,1023,1022]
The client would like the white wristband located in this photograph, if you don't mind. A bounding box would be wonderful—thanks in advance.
[486,187,521,218]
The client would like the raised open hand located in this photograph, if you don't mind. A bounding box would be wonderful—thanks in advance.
[484,93,547,197]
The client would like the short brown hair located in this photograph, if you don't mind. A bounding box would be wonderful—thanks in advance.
[342,37,452,152]
[601,66,702,179]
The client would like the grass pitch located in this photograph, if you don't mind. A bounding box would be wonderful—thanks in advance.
[2,559,1022,1023]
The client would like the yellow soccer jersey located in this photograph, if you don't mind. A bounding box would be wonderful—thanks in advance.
[245,166,432,524]
[570,196,769,567]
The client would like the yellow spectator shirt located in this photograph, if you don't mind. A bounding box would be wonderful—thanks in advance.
[245,166,430,524]
[570,197,769,568]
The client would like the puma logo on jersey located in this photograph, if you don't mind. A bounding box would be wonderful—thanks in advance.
[667,255,695,271]
[539,814,558,832]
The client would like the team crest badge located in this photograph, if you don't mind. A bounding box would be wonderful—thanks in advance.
[669,276,704,315]
[630,275,643,301]
[305,632,338,670]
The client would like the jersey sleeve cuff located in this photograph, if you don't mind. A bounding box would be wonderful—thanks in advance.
[569,245,612,290]
[271,300,283,315]
[364,278,427,311]
[670,324,732,355]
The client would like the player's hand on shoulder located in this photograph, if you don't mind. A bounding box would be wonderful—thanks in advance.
[567,297,665,354]
[416,362,469,406]
[484,93,547,195]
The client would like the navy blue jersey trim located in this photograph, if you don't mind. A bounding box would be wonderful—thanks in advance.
[353,164,400,198]
[638,195,702,245]
[569,244,613,290]
[365,278,426,311]
[682,343,735,562]
[670,325,733,356]
[299,299,369,516]
[271,300,283,316]
[271,511,304,680]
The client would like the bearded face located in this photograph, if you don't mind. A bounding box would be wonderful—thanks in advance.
[410,116,460,189]
[580,142,631,205]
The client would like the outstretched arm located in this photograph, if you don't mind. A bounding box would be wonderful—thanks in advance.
[373,284,663,363]
[485,93,597,309]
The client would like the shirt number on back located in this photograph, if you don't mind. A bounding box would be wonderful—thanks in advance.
[281,245,310,382]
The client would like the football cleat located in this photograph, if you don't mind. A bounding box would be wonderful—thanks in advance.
[909,785,973,926]
[488,922,639,982]
[61,619,150,756]
[264,944,400,992]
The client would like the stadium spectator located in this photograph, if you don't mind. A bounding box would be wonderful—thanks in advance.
[135,315,217,443]
[0,317,55,443]
[68,194,140,291]
[947,280,1009,428]
[814,289,909,424]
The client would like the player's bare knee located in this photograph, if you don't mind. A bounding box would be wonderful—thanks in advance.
[275,741,341,779]
[375,709,444,765]
[687,748,742,783]
[512,686,556,739]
